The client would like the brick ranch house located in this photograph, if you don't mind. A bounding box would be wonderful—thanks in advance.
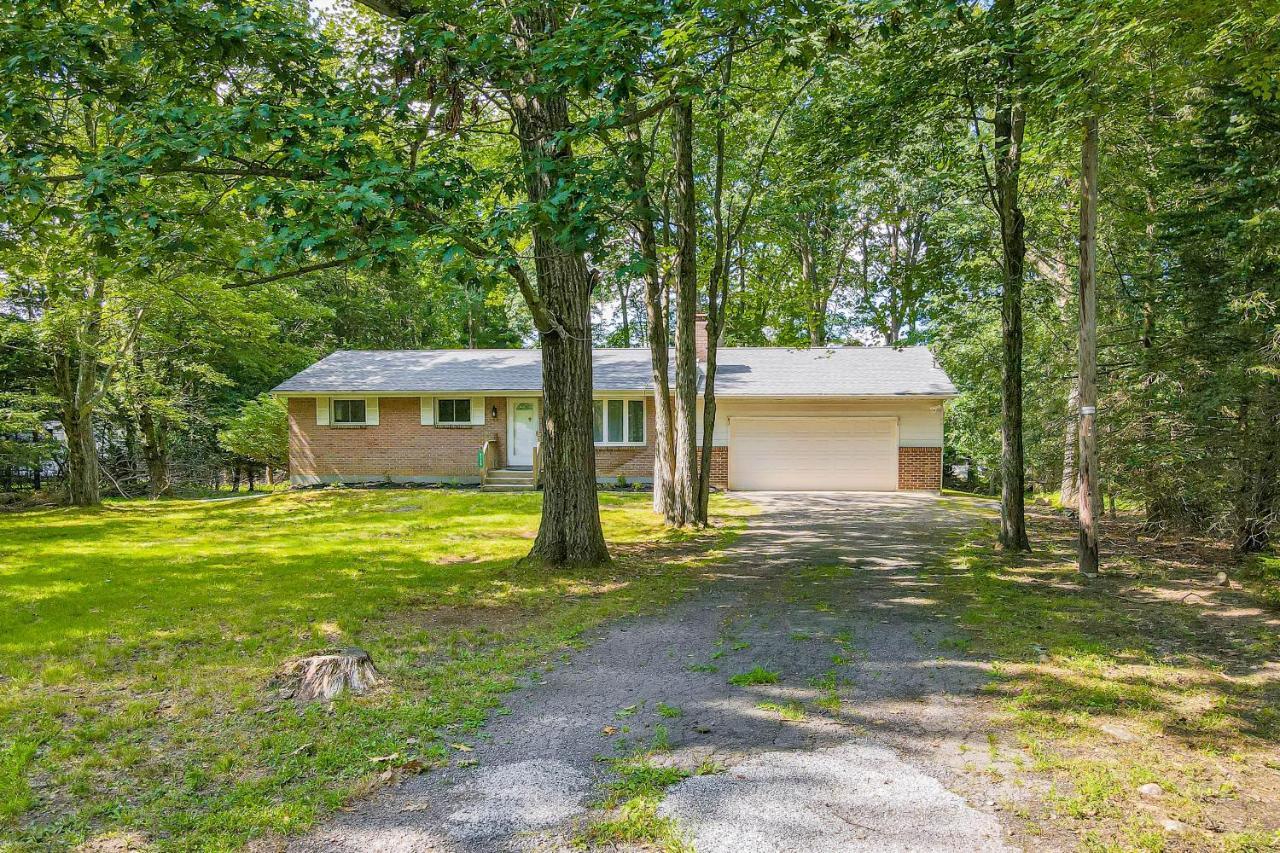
[272,317,955,492]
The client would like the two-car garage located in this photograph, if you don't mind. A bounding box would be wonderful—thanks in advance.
[727,416,900,491]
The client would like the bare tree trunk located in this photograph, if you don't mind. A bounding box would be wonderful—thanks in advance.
[1047,249,1080,508]
[1077,115,1101,574]
[62,404,99,506]
[696,47,734,525]
[670,96,699,527]
[617,278,632,348]
[31,430,41,491]
[994,0,1031,552]
[799,238,826,346]
[1236,382,1279,553]
[52,275,108,508]
[1060,379,1079,507]
[511,6,609,566]
[138,402,170,498]
[623,122,677,522]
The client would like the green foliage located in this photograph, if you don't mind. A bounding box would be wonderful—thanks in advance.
[216,393,288,469]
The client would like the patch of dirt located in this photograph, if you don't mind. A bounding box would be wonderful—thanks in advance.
[380,602,538,641]
[72,831,150,852]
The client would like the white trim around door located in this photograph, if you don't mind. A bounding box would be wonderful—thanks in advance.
[507,397,539,468]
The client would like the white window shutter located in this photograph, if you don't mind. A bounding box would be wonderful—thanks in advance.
[470,397,485,425]
[315,397,330,426]
[420,396,434,425]
[365,397,380,426]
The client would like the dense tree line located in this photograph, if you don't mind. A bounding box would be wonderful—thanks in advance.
[2,0,1275,564]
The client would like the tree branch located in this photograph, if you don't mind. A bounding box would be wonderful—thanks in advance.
[228,257,358,288]
[353,0,417,21]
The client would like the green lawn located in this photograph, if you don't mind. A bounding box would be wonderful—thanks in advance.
[0,489,746,851]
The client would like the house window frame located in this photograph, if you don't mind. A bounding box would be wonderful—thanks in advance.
[436,398,472,425]
[593,396,646,446]
[331,398,368,426]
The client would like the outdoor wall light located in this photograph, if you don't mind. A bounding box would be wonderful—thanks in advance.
[491,405,498,419]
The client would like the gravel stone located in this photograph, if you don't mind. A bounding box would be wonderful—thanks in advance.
[660,741,1011,852]
[445,760,589,840]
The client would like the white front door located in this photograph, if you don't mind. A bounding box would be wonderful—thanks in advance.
[508,399,539,467]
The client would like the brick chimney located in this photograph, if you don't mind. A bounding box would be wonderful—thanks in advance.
[694,313,709,363]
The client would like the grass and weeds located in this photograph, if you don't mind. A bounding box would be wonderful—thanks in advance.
[0,488,749,850]
[1242,552,1280,608]
[576,796,691,853]
[728,665,780,686]
[929,495,1280,850]
[578,721,726,853]
[756,701,806,721]
[578,748,691,851]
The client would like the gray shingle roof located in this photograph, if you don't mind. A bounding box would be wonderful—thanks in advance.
[272,346,955,397]
[711,346,956,397]
[272,348,664,393]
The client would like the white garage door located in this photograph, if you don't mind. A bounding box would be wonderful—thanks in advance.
[729,417,898,491]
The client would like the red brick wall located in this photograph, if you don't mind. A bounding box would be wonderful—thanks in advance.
[694,314,709,362]
[708,446,728,489]
[898,446,942,491]
[289,395,666,484]
[288,396,505,483]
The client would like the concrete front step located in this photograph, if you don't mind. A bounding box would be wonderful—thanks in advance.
[480,483,536,492]
[486,469,535,483]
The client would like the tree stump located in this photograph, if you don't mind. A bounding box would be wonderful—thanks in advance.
[277,648,380,702]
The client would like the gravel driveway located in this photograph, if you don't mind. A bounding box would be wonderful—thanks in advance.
[291,492,1020,852]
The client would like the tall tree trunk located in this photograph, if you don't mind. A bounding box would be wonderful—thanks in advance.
[135,368,170,494]
[696,46,734,525]
[623,121,677,522]
[1235,382,1279,553]
[31,430,41,491]
[670,96,699,527]
[1060,379,1079,506]
[695,327,720,525]
[617,279,632,348]
[993,0,1031,552]
[1048,251,1080,508]
[51,274,107,507]
[511,5,609,565]
[62,402,99,506]
[799,237,826,346]
[137,397,170,498]
[1077,115,1101,574]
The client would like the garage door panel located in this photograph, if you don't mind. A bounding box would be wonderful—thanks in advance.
[729,417,898,491]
